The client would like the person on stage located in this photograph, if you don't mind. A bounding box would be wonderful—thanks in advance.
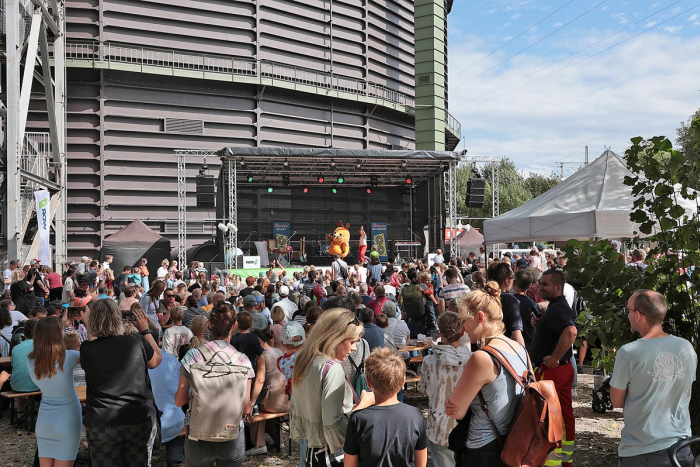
[358,226,368,264]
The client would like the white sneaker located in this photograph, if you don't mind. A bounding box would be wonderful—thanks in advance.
[245,446,267,456]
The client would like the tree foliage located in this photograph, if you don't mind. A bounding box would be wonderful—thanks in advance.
[457,158,561,228]
[676,108,700,190]
[563,116,700,435]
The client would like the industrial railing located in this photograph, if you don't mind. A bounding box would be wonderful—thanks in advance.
[62,42,417,109]
[446,111,461,137]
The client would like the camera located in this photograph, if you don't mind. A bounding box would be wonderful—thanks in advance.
[121,310,136,322]
[66,306,84,320]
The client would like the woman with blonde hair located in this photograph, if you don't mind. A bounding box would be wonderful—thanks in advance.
[27,316,82,466]
[290,308,374,467]
[445,282,529,467]
[188,315,209,349]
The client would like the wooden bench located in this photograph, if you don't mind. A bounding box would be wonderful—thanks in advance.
[0,390,42,428]
[408,355,423,364]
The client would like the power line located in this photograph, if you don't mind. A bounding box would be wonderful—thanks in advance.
[455,3,700,112]
[451,0,576,80]
[450,0,609,91]
[451,0,683,110]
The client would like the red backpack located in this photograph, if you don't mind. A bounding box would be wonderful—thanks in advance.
[479,345,564,467]
[312,282,327,305]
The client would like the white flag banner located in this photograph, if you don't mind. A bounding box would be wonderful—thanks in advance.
[34,190,51,267]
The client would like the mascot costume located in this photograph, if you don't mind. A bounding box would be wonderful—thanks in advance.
[327,220,351,259]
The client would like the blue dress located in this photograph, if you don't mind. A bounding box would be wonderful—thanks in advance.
[27,350,82,460]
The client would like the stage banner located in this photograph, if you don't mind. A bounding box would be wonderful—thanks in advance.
[34,190,51,267]
[273,222,291,251]
[371,222,388,261]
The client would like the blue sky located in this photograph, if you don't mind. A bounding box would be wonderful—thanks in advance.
[447,0,700,177]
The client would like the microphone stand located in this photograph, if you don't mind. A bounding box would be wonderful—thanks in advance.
[241,232,254,256]
[407,227,421,259]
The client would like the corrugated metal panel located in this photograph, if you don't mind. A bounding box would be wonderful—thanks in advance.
[164,118,204,135]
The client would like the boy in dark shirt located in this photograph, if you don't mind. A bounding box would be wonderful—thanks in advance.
[230,311,264,373]
[344,347,427,467]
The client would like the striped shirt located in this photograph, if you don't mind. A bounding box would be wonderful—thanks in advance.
[438,283,471,302]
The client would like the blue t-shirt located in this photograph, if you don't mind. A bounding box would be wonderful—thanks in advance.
[148,352,186,443]
[11,340,39,392]
[610,335,697,457]
[362,323,385,352]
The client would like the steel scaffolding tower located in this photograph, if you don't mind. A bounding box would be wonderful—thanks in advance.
[3,0,67,267]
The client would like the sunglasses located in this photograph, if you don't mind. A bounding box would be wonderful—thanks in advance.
[165,294,176,298]
[347,316,360,327]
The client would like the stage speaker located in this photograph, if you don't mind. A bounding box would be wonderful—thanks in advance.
[466,178,486,208]
[196,175,216,207]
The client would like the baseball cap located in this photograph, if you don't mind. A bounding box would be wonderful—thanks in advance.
[503,252,512,258]
[516,258,529,268]
[251,312,269,330]
[281,321,306,346]
[30,259,40,265]
[81,256,89,261]
[279,285,290,296]
[242,295,258,307]
[251,291,265,305]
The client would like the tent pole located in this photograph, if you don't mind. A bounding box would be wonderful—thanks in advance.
[483,241,488,277]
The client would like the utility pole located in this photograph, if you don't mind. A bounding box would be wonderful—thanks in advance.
[585,145,589,165]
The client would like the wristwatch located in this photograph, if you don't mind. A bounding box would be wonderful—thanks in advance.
[139,329,151,336]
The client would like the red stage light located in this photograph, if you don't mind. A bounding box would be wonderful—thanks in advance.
[405,177,412,184]
[303,187,309,193]
[318,175,324,183]
[366,188,372,194]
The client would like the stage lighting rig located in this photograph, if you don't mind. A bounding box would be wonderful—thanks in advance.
[318,175,325,183]
[282,175,290,187]
[337,175,345,184]
[370,176,378,188]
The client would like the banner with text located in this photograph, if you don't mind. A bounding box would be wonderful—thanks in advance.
[34,190,51,267]
[371,222,388,261]
[273,222,291,252]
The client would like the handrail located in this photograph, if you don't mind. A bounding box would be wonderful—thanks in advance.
[446,111,461,137]
[61,42,416,109]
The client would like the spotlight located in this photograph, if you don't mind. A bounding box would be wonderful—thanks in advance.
[355,160,362,169]
[366,187,372,194]
[247,175,254,183]
[239,159,246,166]
[318,175,325,184]
[332,188,337,194]
[303,187,309,194]
[267,187,273,193]
[283,158,289,167]
[330,159,336,168]
[198,162,208,176]
[405,177,412,184]
[401,160,407,168]
[337,175,344,184]
[217,223,228,232]
[282,175,290,187]
[370,176,378,188]
[226,223,238,233]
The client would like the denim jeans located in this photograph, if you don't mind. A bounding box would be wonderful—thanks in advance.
[142,275,150,294]
[165,437,184,463]
[186,433,245,467]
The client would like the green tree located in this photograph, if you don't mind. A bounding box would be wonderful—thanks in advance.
[676,108,700,190]
[523,172,562,199]
[563,117,700,435]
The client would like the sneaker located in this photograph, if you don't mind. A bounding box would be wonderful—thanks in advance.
[245,446,267,456]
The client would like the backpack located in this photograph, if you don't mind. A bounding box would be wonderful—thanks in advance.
[312,282,327,305]
[401,284,425,319]
[10,322,27,353]
[187,344,250,442]
[479,345,563,467]
[347,344,370,396]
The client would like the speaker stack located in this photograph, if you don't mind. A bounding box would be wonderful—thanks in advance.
[466,178,486,208]
[196,175,216,208]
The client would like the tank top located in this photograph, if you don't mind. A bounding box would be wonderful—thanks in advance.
[466,343,527,449]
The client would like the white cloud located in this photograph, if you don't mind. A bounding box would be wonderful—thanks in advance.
[602,6,609,11]
[511,13,522,19]
[664,25,683,33]
[650,2,660,7]
[540,5,551,11]
[688,14,699,22]
[672,6,681,14]
[502,22,512,28]
[645,21,657,28]
[503,36,514,41]
[446,32,700,176]
[553,22,564,27]
[694,22,700,27]
[611,12,628,24]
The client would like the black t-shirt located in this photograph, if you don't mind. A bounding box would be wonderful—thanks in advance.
[514,294,538,351]
[500,292,524,339]
[231,332,264,372]
[80,334,156,427]
[239,287,254,298]
[33,274,47,297]
[529,295,576,366]
[344,403,427,467]
[11,280,35,313]
[187,281,203,293]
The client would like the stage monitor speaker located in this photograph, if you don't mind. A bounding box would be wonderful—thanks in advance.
[196,175,216,207]
[466,178,486,208]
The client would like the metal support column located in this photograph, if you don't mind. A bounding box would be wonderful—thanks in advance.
[177,152,187,270]
[446,161,459,259]
[54,2,68,268]
[6,0,22,262]
[226,160,237,269]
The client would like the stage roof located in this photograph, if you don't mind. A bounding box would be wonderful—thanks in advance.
[217,147,462,187]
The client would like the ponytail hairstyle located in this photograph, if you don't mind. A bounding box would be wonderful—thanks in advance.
[456,281,504,347]
[28,317,65,380]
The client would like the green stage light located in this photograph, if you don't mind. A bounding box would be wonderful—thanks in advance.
[247,175,253,182]
[337,175,344,184]
[267,187,273,193]
[332,188,337,194]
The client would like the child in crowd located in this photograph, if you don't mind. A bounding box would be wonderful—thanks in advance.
[162,306,193,357]
[63,331,85,387]
[344,347,427,467]
[277,321,306,397]
[419,271,439,309]
[418,312,472,467]
[231,311,264,374]
[128,268,142,287]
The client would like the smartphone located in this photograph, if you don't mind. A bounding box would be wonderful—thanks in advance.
[66,306,84,320]
[122,310,136,322]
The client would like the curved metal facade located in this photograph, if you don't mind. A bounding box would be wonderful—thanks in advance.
[26,0,427,257]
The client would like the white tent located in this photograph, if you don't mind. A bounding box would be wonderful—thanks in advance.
[483,150,698,243]
[448,225,485,254]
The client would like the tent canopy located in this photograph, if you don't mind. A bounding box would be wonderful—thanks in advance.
[101,220,171,277]
[448,225,484,254]
[483,150,697,244]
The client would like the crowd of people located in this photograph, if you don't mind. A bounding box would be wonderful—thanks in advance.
[0,246,696,467]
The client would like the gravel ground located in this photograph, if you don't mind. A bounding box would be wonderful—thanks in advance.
[0,370,621,467]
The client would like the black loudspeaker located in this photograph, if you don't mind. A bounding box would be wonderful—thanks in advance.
[196,175,216,207]
[466,178,486,208]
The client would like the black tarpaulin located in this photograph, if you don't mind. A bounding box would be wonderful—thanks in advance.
[100,220,171,278]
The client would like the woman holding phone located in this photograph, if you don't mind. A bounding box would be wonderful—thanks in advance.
[27,316,82,466]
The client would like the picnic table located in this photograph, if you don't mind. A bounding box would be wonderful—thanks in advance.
[0,356,11,366]
[397,342,432,353]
